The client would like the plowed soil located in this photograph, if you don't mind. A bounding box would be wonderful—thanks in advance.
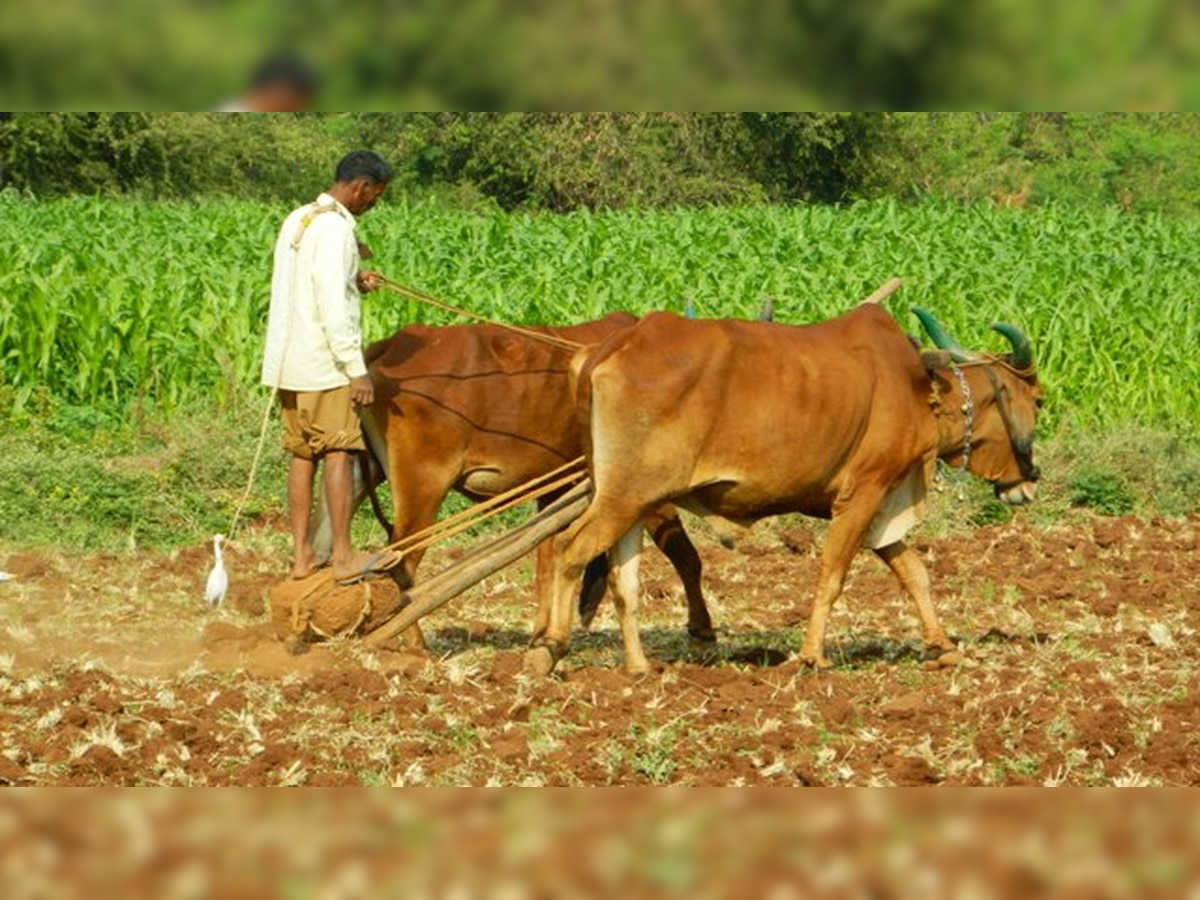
[1,512,1197,785]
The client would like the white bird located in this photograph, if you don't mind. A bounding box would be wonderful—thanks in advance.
[204,534,228,608]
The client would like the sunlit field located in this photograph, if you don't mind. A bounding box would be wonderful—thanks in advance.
[5,192,1199,433]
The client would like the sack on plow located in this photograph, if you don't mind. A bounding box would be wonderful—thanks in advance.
[268,571,405,652]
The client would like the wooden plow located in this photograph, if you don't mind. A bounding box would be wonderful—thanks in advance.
[361,478,590,647]
[269,460,592,649]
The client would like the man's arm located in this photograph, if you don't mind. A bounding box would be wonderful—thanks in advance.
[348,373,374,406]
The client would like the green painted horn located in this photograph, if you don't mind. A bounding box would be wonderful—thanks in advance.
[991,323,1033,370]
[911,307,976,363]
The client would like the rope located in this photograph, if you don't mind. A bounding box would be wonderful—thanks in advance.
[377,276,584,352]
[227,385,279,537]
[378,456,588,559]
[949,354,1035,378]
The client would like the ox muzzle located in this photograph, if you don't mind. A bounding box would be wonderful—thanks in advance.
[993,453,1039,506]
[996,478,1038,506]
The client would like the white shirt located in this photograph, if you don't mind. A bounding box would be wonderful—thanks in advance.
[261,193,369,391]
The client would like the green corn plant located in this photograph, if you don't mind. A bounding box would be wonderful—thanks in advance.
[2,190,1200,438]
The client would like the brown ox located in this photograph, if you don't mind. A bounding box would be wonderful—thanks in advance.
[526,301,1042,675]
[313,312,714,648]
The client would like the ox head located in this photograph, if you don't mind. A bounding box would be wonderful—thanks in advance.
[912,308,1043,506]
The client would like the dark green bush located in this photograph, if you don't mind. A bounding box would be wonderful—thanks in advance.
[970,497,1013,527]
[1068,468,1137,517]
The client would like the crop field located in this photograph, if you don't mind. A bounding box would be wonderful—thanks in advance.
[1,194,1199,788]
[4,191,1200,430]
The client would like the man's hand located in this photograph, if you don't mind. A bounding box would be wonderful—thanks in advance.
[349,375,375,407]
[357,270,382,293]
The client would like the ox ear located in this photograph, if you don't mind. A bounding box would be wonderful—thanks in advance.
[911,307,979,363]
[920,350,953,373]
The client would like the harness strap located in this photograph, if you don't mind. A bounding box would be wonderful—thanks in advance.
[358,449,395,537]
[289,202,340,251]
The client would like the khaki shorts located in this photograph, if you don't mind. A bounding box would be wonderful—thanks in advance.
[279,386,365,460]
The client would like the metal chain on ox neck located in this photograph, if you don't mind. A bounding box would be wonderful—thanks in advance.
[950,364,974,472]
[946,363,974,499]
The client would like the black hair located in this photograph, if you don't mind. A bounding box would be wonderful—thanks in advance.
[249,54,319,94]
[335,150,394,186]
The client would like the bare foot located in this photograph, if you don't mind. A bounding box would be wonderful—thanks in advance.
[923,650,978,669]
[332,550,401,583]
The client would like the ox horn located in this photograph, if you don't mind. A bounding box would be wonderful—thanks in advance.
[911,307,977,363]
[990,323,1033,370]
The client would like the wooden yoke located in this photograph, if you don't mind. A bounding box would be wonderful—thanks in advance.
[859,277,902,306]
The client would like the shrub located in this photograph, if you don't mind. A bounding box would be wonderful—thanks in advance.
[1068,468,1136,517]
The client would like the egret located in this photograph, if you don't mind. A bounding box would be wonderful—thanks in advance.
[204,534,228,608]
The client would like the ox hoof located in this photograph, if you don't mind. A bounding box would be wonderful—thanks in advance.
[923,650,977,670]
[799,653,834,670]
[397,627,428,654]
[688,629,718,647]
[623,658,652,677]
[524,645,558,678]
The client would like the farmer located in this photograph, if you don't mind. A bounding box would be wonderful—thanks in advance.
[261,149,397,582]
[219,53,319,112]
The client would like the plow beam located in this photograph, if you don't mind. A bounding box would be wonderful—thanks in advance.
[363,480,592,648]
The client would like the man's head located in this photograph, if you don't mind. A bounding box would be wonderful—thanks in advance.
[332,150,394,215]
[243,54,318,112]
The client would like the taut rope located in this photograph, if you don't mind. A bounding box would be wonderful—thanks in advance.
[376,276,584,353]
[375,456,588,561]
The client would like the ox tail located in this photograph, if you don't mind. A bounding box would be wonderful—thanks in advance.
[570,337,626,628]
[570,325,644,474]
[567,342,603,468]
[570,333,620,460]
[560,343,613,628]
[577,555,609,628]
[359,411,395,537]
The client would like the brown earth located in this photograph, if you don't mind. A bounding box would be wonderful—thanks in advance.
[0,511,1197,786]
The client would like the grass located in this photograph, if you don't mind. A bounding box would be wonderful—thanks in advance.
[0,397,285,552]
[7,399,1198,564]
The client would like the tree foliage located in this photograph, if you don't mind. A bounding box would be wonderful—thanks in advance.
[3,112,1200,215]
[4,1,1197,111]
